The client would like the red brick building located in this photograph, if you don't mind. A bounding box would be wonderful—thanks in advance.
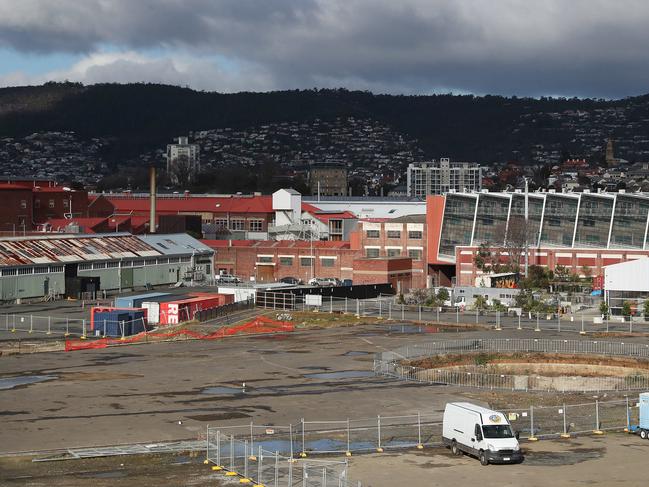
[352,257,412,292]
[350,214,427,288]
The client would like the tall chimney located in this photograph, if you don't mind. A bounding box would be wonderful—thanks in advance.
[149,166,157,233]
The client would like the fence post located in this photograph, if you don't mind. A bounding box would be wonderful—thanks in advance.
[346,418,351,456]
[230,435,235,472]
[250,421,256,459]
[301,418,307,457]
[378,298,382,318]
[81,319,86,339]
[289,423,294,460]
[330,295,333,313]
[344,297,348,314]
[377,415,383,452]
[561,404,570,438]
[47,316,51,335]
[495,310,501,331]
[557,312,561,332]
[401,304,405,320]
[436,307,439,323]
[29,315,33,334]
[65,317,70,337]
[205,424,210,464]
[535,312,540,332]
[580,315,585,335]
[274,451,279,486]
[244,440,249,479]
[217,430,221,467]
[417,411,423,449]
[258,445,262,484]
[593,400,604,435]
[356,299,360,318]
[120,320,126,340]
[529,406,538,441]
[477,309,480,325]
[625,396,631,432]
[630,318,633,334]
[456,306,459,323]
[418,306,422,322]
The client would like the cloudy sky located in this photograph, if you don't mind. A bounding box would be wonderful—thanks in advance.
[0,0,647,98]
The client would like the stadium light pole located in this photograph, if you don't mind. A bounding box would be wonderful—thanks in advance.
[524,177,529,278]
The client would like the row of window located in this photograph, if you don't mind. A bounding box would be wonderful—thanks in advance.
[257,256,336,267]
[365,248,423,260]
[214,218,265,232]
[366,230,423,239]
[20,199,68,209]
[1,265,64,276]
[77,256,192,271]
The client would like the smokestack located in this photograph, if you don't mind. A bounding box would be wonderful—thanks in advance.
[149,166,157,233]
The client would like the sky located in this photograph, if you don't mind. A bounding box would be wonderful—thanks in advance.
[0,0,648,98]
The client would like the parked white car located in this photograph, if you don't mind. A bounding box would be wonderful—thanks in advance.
[308,277,340,287]
[442,402,523,465]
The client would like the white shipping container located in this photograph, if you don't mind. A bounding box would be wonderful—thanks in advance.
[142,301,160,324]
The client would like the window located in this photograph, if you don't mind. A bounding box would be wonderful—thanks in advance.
[230,219,245,231]
[280,256,293,266]
[78,263,92,271]
[34,199,40,209]
[408,249,423,261]
[258,256,273,263]
[106,261,119,268]
[408,230,423,239]
[63,199,69,208]
[156,257,169,265]
[387,248,401,257]
[18,267,32,275]
[249,219,264,232]
[321,258,335,267]
[214,218,228,228]
[366,230,380,238]
[132,259,145,267]
[33,266,48,274]
[48,199,55,208]
[179,256,191,263]
[386,230,401,239]
[20,199,27,209]
[2,268,17,276]
[49,265,64,273]
[121,260,132,267]
[93,262,106,269]
[145,259,157,265]
[168,257,180,263]
[366,248,380,258]
[300,257,314,267]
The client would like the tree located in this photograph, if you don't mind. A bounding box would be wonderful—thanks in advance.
[644,300,649,319]
[622,301,633,319]
[599,301,609,319]
[168,154,195,187]
[436,288,450,304]
[473,295,488,311]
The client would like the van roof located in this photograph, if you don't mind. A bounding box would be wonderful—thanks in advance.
[448,402,502,417]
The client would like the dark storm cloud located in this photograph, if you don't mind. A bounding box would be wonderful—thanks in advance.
[1,0,648,97]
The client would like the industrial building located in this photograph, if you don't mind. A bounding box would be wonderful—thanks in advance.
[604,258,649,314]
[0,233,214,301]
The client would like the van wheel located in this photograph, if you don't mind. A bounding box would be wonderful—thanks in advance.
[479,450,489,466]
[451,441,461,456]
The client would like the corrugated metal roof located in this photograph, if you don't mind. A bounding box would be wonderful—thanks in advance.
[0,233,212,267]
[139,233,214,256]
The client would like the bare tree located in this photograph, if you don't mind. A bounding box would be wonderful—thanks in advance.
[168,154,194,187]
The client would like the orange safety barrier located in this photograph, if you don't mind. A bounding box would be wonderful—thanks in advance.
[65,315,293,352]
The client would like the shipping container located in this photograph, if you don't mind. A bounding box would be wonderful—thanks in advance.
[90,306,147,333]
[114,292,171,309]
[158,295,223,325]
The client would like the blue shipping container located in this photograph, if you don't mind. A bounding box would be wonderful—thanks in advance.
[115,292,170,309]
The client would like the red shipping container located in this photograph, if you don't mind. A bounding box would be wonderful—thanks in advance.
[158,295,223,325]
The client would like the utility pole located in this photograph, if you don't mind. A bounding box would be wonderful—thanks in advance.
[524,177,529,278]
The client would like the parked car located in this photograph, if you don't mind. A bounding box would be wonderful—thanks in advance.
[442,402,523,465]
[215,274,241,284]
[308,277,341,287]
[280,276,302,285]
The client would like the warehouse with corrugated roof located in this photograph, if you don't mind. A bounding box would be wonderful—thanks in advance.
[0,233,214,300]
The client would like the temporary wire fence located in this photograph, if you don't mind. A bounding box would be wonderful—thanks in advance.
[206,429,360,487]
[2,313,86,337]
[374,338,649,392]
[206,396,640,467]
[258,294,649,335]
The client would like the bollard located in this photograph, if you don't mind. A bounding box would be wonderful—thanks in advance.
[593,400,604,435]
[330,295,333,313]
[477,309,480,325]
[580,315,585,335]
[344,297,348,314]
[557,312,561,332]
[517,312,522,330]
[528,406,538,441]
[535,312,540,332]
[120,320,126,340]
[29,315,33,334]
[388,301,392,320]
[377,415,383,452]
[47,316,51,335]
[379,298,382,318]
[418,305,421,322]
[436,307,439,323]
[81,319,87,339]
[456,306,459,323]
[630,319,633,334]
[401,304,405,320]
[356,299,360,318]
[417,411,423,449]
[65,317,70,337]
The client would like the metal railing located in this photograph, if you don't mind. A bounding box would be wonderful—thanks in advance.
[374,338,649,392]
[1,313,87,337]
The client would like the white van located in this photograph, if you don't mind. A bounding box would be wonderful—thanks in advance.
[442,402,523,465]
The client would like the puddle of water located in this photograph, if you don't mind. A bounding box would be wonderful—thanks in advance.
[82,470,128,479]
[387,324,441,334]
[343,351,370,356]
[303,370,375,379]
[0,375,57,390]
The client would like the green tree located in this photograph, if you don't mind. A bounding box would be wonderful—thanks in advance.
[473,295,488,311]
[622,301,633,318]
[599,301,609,319]
[644,300,649,319]
[491,298,507,312]
[436,288,450,304]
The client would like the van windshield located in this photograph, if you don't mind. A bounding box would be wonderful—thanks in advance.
[482,425,514,438]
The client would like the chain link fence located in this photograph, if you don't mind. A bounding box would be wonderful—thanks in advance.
[1,313,87,337]
[374,338,649,392]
